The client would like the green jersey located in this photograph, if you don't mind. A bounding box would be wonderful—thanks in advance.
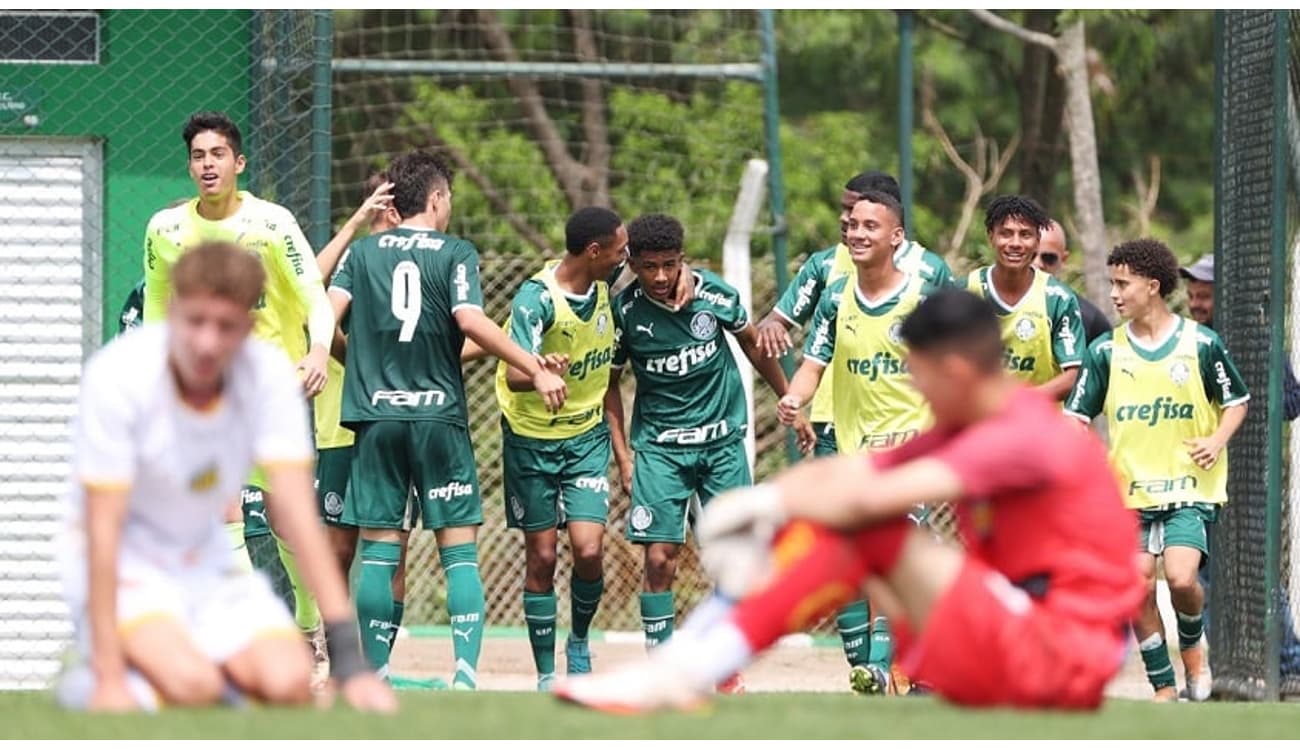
[774,239,951,326]
[329,226,484,427]
[613,269,750,450]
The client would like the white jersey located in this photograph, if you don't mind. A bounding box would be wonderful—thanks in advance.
[62,324,313,574]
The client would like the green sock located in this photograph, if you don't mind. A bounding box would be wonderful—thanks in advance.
[869,615,895,669]
[246,533,294,615]
[570,575,604,641]
[835,600,871,668]
[276,536,320,632]
[1139,632,1177,690]
[640,591,675,649]
[356,539,401,675]
[441,543,486,689]
[524,590,558,679]
[388,600,406,659]
[1176,610,1204,651]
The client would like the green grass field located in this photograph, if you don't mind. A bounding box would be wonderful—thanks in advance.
[5,691,1300,740]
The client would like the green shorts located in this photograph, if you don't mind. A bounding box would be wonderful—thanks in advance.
[626,440,752,544]
[315,445,354,527]
[345,421,482,531]
[240,485,271,538]
[502,421,612,532]
[1138,503,1219,561]
[813,421,838,458]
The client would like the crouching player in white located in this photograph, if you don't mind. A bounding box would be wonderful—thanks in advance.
[57,241,395,713]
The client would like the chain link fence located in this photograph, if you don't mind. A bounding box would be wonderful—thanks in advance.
[0,9,795,686]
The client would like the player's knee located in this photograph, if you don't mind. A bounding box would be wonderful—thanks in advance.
[525,544,558,583]
[571,538,603,571]
[1166,566,1203,598]
[154,660,225,706]
[257,664,312,705]
[644,547,678,589]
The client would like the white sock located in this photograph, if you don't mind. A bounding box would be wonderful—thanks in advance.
[678,593,735,636]
[661,620,753,690]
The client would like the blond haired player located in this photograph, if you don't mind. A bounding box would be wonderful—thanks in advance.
[57,242,393,713]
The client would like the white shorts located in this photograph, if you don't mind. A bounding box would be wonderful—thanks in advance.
[63,549,296,665]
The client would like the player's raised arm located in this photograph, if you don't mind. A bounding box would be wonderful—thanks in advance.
[316,180,394,284]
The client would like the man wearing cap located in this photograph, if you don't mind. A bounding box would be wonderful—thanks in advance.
[1179,253,1300,419]
[1033,219,1112,343]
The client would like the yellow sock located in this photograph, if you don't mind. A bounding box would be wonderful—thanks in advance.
[276,536,320,632]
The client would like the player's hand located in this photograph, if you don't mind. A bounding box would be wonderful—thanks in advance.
[538,353,570,376]
[532,369,568,413]
[776,394,803,426]
[347,181,394,229]
[89,675,138,713]
[671,262,696,311]
[1185,436,1226,470]
[339,672,398,714]
[298,346,329,398]
[756,318,793,359]
[792,413,817,455]
[617,456,634,496]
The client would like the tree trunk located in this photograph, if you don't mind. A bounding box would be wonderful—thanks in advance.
[1017,10,1066,207]
[1055,21,1110,312]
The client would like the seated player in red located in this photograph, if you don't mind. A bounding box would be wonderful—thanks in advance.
[555,287,1143,712]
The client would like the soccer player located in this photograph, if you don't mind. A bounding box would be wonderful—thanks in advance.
[141,111,333,643]
[495,206,628,691]
[775,191,942,694]
[606,213,813,688]
[327,149,567,688]
[755,170,950,367]
[960,195,1086,401]
[57,241,394,713]
[1034,219,1112,343]
[1065,239,1249,702]
[555,288,1143,713]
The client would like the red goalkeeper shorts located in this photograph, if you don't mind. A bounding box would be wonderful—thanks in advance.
[891,556,1127,709]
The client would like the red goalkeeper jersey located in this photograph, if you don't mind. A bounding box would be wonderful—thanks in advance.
[875,386,1143,625]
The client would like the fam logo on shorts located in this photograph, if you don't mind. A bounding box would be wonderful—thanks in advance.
[1014,317,1037,342]
[630,505,654,533]
[690,311,718,340]
[510,495,526,522]
[323,491,344,517]
[887,320,903,345]
[1169,360,1191,386]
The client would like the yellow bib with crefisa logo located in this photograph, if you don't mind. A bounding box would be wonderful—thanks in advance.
[494,260,615,440]
[1104,321,1226,510]
[810,243,856,424]
[830,274,932,454]
[967,267,1059,387]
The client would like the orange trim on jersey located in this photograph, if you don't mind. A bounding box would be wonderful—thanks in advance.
[772,521,818,572]
[81,479,132,493]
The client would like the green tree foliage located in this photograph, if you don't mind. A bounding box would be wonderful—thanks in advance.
[332,10,1215,270]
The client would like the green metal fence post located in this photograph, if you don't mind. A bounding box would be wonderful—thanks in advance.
[1264,8,1289,701]
[310,10,333,250]
[760,9,799,465]
[897,10,915,235]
